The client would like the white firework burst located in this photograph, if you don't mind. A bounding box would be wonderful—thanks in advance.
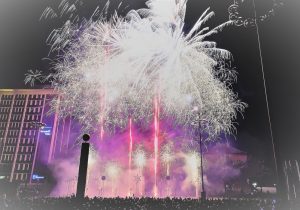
[132,145,147,170]
[105,161,121,180]
[44,0,246,136]
[160,142,175,166]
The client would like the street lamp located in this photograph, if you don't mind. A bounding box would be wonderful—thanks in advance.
[100,175,106,196]
[193,106,206,201]
[166,175,171,197]
[228,0,284,200]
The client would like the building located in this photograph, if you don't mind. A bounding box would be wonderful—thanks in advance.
[205,143,248,194]
[0,89,75,184]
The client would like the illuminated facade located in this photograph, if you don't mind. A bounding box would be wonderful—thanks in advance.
[0,89,74,183]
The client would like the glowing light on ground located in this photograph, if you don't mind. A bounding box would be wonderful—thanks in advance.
[185,151,201,198]
[105,162,121,195]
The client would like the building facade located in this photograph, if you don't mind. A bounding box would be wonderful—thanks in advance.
[0,89,74,183]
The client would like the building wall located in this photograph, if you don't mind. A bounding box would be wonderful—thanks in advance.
[0,89,72,183]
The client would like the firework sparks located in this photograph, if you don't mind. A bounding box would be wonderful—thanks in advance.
[132,145,146,196]
[160,142,175,176]
[132,145,147,170]
[34,0,246,136]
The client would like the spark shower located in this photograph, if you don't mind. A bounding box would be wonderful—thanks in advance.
[28,0,247,198]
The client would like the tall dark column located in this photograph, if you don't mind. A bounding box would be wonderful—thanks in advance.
[76,134,90,198]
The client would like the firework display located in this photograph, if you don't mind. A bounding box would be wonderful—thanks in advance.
[24,0,248,199]
[30,0,246,136]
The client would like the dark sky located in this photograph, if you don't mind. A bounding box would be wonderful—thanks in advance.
[0,0,299,175]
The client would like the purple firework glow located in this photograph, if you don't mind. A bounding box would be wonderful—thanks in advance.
[46,119,245,198]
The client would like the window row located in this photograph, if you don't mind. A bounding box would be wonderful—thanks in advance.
[2,154,13,162]
[28,100,43,106]
[14,173,28,181]
[3,138,35,145]
[11,114,22,121]
[5,129,38,137]
[7,130,19,137]
[15,95,26,100]
[22,130,37,137]
[14,100,25,106]
[16,163,31,171]
[1,95,13,100]
[0,115,8,121]
[25,114,41,122]
[0,122,7,128]
[19,146,34,153]
[6,138,18,144]
[29,94,44,99]
[27,107,42,113]
[0,100,12,106]
[12,107,24,113]
[9,122,21,128]
[4,146,15,153]
[2,145,34,154]
[20,138,35,145]
[0,114,42,122]
[0,107,10,113]
[0,121,45,130]
[18,154,32,162]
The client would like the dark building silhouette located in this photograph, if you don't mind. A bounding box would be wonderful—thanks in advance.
[0,89,75,183]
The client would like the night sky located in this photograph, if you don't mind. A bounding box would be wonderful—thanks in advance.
[0,0,299,180]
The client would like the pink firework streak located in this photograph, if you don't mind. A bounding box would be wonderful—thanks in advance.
[128,118,133,195]
[153,97,160,197]
[129,118,133,170]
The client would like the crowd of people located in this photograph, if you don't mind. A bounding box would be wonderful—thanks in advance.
[1,195,287,210]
